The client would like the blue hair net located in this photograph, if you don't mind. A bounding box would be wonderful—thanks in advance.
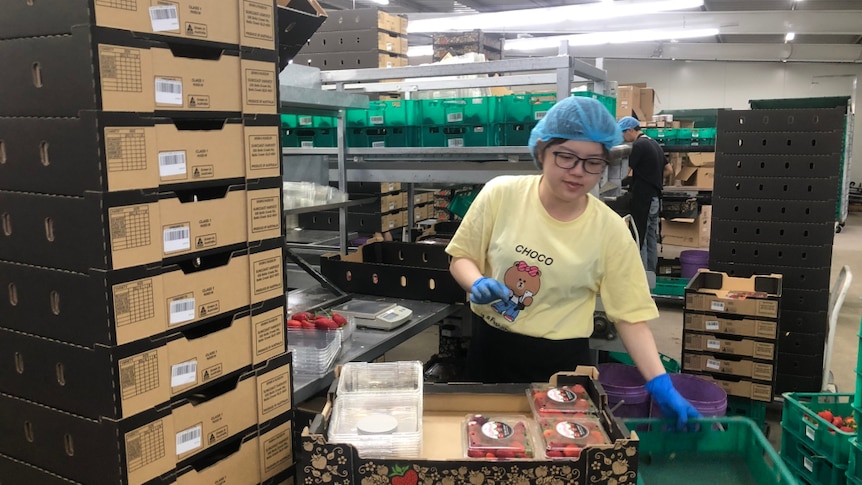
[528,96,622,166]
[618,116,640,132]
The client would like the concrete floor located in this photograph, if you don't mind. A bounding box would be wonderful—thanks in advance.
[383,211,862,448]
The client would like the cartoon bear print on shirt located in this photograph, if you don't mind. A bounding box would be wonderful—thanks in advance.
[492,261,542,322]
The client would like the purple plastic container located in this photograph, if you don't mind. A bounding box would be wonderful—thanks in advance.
[680,250,709,279]
[650,373,727,418]
[597,363,651,418]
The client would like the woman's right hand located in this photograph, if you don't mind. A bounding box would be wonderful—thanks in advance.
[470,277,509,304]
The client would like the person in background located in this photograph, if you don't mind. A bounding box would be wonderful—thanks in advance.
[445,97,699,429]
[618,116,672,274]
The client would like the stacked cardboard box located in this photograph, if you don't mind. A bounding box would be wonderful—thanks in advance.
[432,30,504,61]
[616,83,656,121]
[293,8,408,70]
[682,271,783,402]
[300,182,408,234]
[0,2,296,483]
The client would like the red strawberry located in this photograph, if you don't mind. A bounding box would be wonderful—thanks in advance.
[563,444,582,458]
[391,469,418,485]
[332,313,348,327]
[315,318,338,330]
[818,410,834,422]
[841,426,854,433]
[292,312,312,321]
[286,319,302,329]
[572,384,586,394]
[301,321,315,329]
[546,449,565,458]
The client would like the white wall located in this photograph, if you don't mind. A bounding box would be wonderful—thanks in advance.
[605,59,862,184]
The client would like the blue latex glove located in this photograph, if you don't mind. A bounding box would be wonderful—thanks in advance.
[470,277,510,304]
[645,373,701,430]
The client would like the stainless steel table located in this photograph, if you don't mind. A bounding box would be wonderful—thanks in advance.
[291,296,463,404]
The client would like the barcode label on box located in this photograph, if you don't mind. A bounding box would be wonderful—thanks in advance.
[155,78,183,105]
[163,224,190,253]
[171,359,197,387]
[707,339,721,350]
[705,320,720,330]
[710,301,725,312]
[298,116,312,126]
[158,151,187,177]
[169,297,196,325]
[370,115,384,125]
[149,6,179,32]
[535,111,548,121]
[300,141,314,148]
[447,112,463,123]
[176,425,202,455]
[803,457,813,472]
[805,425,816,441]
[371,141,386,148]
[447,138,464,148]
[706,359,721,370]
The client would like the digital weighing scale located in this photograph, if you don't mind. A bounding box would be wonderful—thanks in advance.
[333,301,413,331]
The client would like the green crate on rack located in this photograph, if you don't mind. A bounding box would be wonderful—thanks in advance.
[280,114,297,128]
[295,114,336,128]
[572,91,616,118]
[781,430,848,485]
[499,93,556,123]
[418,97,499,125]
[346,126,419,148]
[284,128,335,148]
[625,417,794,485]
[652,276,689,297]
[782,392,856,466]
[501,122,537,146]
[346,99,418,127]
[420,124,500,147]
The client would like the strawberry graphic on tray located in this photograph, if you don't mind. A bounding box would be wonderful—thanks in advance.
[389,465,418,485]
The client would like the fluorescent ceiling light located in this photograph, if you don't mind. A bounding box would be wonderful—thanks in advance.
[407,45,433,57]
[504,27,719,50]
[408,0,703,33]
[785,32,796,42]
[367,0,390,4]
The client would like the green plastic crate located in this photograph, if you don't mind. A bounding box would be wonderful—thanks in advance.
[296,115,336,128]
[652,276,688,297]
[499,93,556,123]
[848,438,862,484]
[781,392,855,466]
[346,126,418,148]
[781,430,848,485]
[283,128,335,148]
[726,396,768,433]
[420,124,500,147]
[418,97,499,125]
[346,99,418,127]
[626,417,794,485]
[501,122,537,146]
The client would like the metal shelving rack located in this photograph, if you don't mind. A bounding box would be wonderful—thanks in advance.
[281,54,612,245]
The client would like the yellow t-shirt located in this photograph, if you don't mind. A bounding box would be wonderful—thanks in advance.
[445,175,659,339]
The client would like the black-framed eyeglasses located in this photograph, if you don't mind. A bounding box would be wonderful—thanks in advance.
[551,151,608,174]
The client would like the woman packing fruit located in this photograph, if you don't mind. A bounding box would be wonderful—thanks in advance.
[446,96,700,429]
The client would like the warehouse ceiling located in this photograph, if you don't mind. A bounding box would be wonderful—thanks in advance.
[315,0,862,63]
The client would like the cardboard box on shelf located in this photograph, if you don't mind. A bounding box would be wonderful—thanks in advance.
[304,29,408,56]
[299,368,638,484]
[0,114,269,195]
[615,85,642,120]
[661,205,712,248]
[293,50,408,70]
[683,352,775,381]
[0,352,293,485]
[0,246,283,348]
[686,152,716,167]
[317,8,406,35]
[639,88,655,120]
[683,312,778,340]
[675,165,714,190]
[1,0,277,50]
[0,27,265,117]
[685,270,783,319]
[683,332,776,360]
[688,372,774,402]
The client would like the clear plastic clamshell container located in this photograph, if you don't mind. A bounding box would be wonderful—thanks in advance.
[463,414,535,459]
[537,416,610,459]
[528,383,597,417]
[337,361,423,396]
[327,393,422,458]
